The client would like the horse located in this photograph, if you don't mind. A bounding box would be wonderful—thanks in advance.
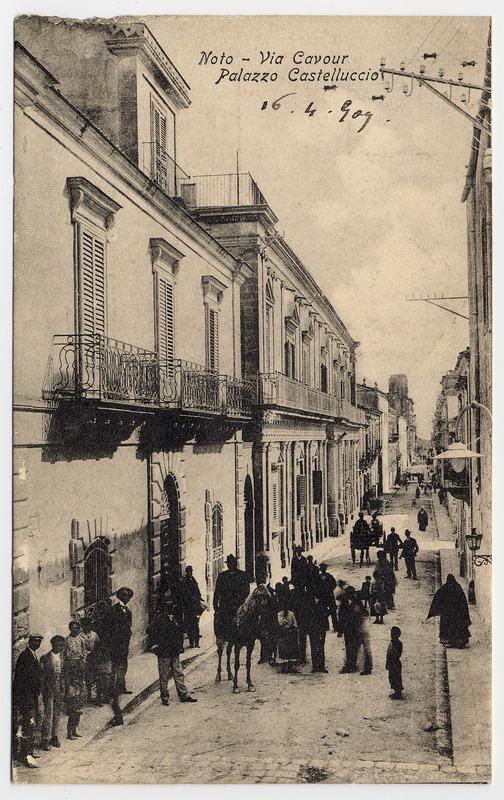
[214,584,272,693]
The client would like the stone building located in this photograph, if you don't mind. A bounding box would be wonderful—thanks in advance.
[13,20,256,655]
[462,25,492,613]
[388,374,417,466]
[357,381,391,497]
[184,176,365,580]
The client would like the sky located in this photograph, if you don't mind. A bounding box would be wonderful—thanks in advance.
[145,15,489,438]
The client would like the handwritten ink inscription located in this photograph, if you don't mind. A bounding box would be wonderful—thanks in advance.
[261,94,373,132]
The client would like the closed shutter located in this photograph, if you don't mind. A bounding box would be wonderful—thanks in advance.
[296,475,307,517]
[312,470,323,505]
[153,105,167,189]
[208,308,219,371]
[271,467,279,524]
[157,274,174,366]
[265,305,272,372]
[79,227,106,337]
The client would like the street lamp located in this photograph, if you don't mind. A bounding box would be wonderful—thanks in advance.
[466,527,492,567]
[432,440,480,500]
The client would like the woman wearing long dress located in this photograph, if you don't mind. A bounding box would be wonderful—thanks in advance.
[427,574,471,647]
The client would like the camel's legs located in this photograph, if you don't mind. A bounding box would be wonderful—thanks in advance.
[226,642,233,680]
[215,640,223,683]
[246,642,256,691]
[233,643,242,693]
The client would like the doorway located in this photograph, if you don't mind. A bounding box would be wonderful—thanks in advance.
[160,474,181,592]
[244,475,255,580]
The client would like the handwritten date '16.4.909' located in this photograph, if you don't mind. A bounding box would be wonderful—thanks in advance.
[261,93,373,133]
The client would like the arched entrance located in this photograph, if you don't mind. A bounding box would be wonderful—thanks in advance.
[244,475,255,580]
[160,474,181,593]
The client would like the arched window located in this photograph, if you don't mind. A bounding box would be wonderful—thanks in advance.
[84,537,111,621]
[211,504,224,585]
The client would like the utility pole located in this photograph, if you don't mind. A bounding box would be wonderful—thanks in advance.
[406,295,469,321]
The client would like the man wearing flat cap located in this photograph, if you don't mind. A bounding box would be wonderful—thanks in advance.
[213,554,250,643]
[13,634,44,768]
[106,587,134,698]
[147,591,197,706]
[40,635,66,750]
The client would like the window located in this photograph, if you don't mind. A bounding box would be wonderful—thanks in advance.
[340,366,346,399]
[151,100,168,190]
[211,504,224,586]
[265,303,274,372]
[84,537,110,620]
[78,226,106,338]
[156,273,174,366]
[202,276,226,372]
[67,178,121,341]
[312,469,323,505]
[284,339,296,379]
[320,347,328,393]
[302,339,310,385]
[271,463,283,527]
[206,307,219,371]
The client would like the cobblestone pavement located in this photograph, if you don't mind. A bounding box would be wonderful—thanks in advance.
[18,489,484,784]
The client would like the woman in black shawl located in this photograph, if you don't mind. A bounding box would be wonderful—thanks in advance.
[427,574,471,647]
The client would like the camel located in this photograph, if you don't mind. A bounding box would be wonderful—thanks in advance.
[215,584,272,693]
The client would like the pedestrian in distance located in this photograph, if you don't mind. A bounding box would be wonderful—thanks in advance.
[384,527,402,571]
[370,577,388,624]
[417,506,429,533]
[290,545,309,590]
[40,635,65,751]
[401,530,419,579]
[93,600,113,706]
[80,616,99,704]
[415,486,421,500]
[338,586,364,673]
[352,512,370,566]
[370,512,383,546]
[63,620,86,740]
[334,579,347,637]
[12,633,44,768]
[360,575,372,611]
[147,592,197,706]
[308,593,329,673]
[373,550,396,609]
[386,626,403,699]
[319,563,338,631]
[292,586,310,664]
[354,591,373,675]
[276,596,299,674]
[181,565,203,648]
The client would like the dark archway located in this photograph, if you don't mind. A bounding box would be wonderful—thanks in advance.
[244,475,255,581]
[160,474,181,593]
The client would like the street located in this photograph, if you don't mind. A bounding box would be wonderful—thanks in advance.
[18,488,475,785]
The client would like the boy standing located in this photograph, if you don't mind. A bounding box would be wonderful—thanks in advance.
[386,626,403,699]
[40,635,66,750]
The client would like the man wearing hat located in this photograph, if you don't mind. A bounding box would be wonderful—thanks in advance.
[213,554,250,643]
[147,592,197,705]
[290,545,309,590]
[13,634,44,768]
[319,563,338,632]
[400,530,419,580]
[40,635,66,750]
[106,587,134,697]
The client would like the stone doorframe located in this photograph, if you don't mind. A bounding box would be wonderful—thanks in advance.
[148,451,187,617]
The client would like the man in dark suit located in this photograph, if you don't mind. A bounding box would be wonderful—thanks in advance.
[13,634,43,768]
[213,554,250,644]
[147,592,197,705]
[107,587,134,696]
[40,635,65,750]
[290,545,309,590]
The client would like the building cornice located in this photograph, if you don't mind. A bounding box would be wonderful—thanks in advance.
[14,43,239,281]
[105,23,191,110]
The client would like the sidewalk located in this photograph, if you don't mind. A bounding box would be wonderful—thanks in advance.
[434,500,491,779]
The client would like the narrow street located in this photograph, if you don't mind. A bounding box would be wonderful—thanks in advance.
[18,487,475,785]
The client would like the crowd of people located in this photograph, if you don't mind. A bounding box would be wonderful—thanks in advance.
[13,488,473,770]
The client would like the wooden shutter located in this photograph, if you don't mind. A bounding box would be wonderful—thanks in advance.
[208,308,219,371]
[271,467,279,523]
[296,475,307,516]
[312,470,323,505]
[157,274,174,365]
[79,227,106,337]
[153,105,167,189]
[265,305,273,372]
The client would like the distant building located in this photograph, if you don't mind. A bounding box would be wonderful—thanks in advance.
[357,381,391,497]
[389,374,417,466]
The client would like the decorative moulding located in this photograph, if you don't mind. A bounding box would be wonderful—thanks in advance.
[201,275,227,304]
[149,237,185,280]
[66,177,122,229]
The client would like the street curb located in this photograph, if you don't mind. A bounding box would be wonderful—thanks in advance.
[89,642,217,742]
[433,551,453,764]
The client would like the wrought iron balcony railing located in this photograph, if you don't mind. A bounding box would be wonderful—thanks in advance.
[258,372,366,424]
[179,172,269,208]
[43,335,256,417]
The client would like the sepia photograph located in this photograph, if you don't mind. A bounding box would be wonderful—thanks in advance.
[9,5,493,786]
